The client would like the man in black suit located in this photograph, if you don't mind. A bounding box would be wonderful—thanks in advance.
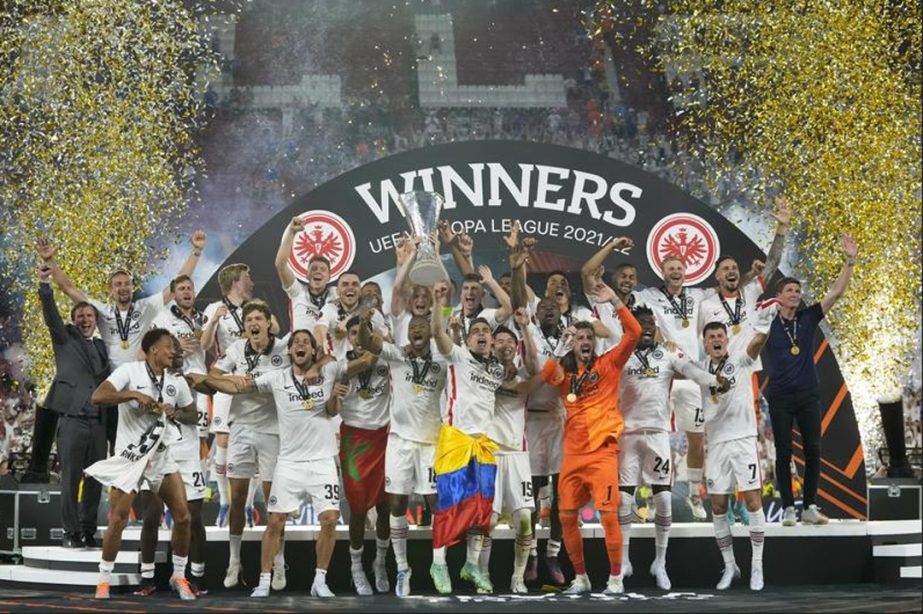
[38,265,110,548]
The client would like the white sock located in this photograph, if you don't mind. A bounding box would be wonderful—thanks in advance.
[530,534,538,557]
[140,561,155,580]
[215,445,230,506]
[653,490,672,566]
[546,538,561,559]
[712,512,736,566]
[749,508,765,569]
[314,568,327,585]
[258,572,271,588]
[478,535,492,573]
[350,545,364,569]
[513,510,532,578]
[432,546,447,565]
[191,561,205,578]
[99,559,115,583]
[171,554,188,580]
[229,534,242,563]
[274,533,285,568]
[375,537,389,564]
[618,488,634,567]
[465,530,483,567]
[390,515,409,571]
[246,477,259,507]
[687,467,704,494]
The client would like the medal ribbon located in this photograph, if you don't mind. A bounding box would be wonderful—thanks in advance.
[171,305,205,333]
[707,355,729,398]
[309,288,328,309]
[291,368,312,402]
[720,294,743,326]
[223,297,244,334]
[244,336,273,374]
[145,362,165,403]
[409,353,433,387]
[634,347,655,373]
[114,302,135,344]
[659,286,688,324]
[347,350,374,393]
[779,313,798,348]
[570,362,593,399]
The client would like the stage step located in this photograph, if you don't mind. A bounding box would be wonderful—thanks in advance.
[901,565,921,579]
[21,545,165,574]
[0,564,140,587]
[873,543,922,557]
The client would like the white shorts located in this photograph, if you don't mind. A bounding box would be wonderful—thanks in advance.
[209,392,231,434]
[194,392,210,438]
[384,432,436,496]
[267,456,340,515]
[525,410,564,476]
[705,437,762,495]
[671,380,704,433]
[95,446,179,495]
[227,425,279,481]
[618,431,673,487]
[176,455,208,501]
[493,451,535,516]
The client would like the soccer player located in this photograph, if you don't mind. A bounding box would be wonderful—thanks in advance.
[359,306,448,598]
[617,306,719,590]
[200,330,347,598]
[580,238,638,350]
[478,309,539,594]
[388,235,453,346]
[428,288,507,594]
[86,329,198,601]
[314,270,389,359]
[339,313,392,595]
[209,301,290,590]
[540,280,641,595]
[700,299,779,591]
[635,255,716,521]
[275,216,336,333]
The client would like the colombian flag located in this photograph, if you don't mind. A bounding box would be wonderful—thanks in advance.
[432,424,498,549]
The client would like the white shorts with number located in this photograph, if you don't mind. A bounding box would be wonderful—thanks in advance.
[194,392,210,438]
[227,424,279,481]
[384,432,436,496]
[671,379,704,433]
[493,451,536,516]
[267,456,340,515]
[618,431,673,487]
[209,392,231,434]
[525,410,564,476]
[705,436,762,495]
[175,455,208,501]
[114,447,180,495]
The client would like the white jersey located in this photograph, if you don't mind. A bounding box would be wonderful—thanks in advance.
[698,277,766,371]
[620,344,716,433]
[284,280,335,333]
[379,341,447,444]
[442,344,504,435]
[338,353,390,429]
[318,302,388,359]
[152,307,208,375]
[589,292,641,352]
[215,336,291,434]
[106,361,192,456]
[89,294,164,368]
[635,286,715,360]
[390,311,413,347]
[203,299,246,357]
[451,306,500,338]
[490,367,529,451]
[698,353,758,445]
[255,362,341,462]
[524,323,565,414]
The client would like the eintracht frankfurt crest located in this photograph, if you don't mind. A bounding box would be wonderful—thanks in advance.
[286,210,356,283]
[646,213,720,285]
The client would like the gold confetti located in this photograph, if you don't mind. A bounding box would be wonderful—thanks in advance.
[0,0,219,394]
[607,0,922,466]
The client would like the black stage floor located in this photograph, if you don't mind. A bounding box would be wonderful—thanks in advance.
[0,585,920,613]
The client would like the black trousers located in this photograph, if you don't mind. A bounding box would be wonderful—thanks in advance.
[56,415,107,538]
[24,405,59,477]
[768,389,821,508]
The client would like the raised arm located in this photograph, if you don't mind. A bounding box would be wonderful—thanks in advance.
[165,230,207,303]
[580,237,633,297]
[92,380,155,409]
[200,304,226,353]
[508,236,534,311]
[478,264,512,323]
[38,267,67,345]
[357,310,385,356]
[820,234,858,315]
[431,286,455,355]
[275,217,302,290]
[514,307,538,376]
[37,239,88,304]
[389,236,417,317]
[591,283,640,367]
[438,221,475,277]
[743,196,790,286]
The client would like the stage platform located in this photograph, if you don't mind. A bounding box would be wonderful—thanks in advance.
[0,519,919,599]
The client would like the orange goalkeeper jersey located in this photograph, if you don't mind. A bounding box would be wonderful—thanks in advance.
[541,305,640,455]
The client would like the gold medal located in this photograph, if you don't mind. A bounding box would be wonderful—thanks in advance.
[120,339,129,350]
[681,319,690,328]
[732,324,741,334]
[302,398,315,410]
[566,393,577,403]
[359,389,371,400]
[790,346,800,356]
[645,367,655,377]
[711,394,719,404]
[413,383,423,394]
[194,327,203,339]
